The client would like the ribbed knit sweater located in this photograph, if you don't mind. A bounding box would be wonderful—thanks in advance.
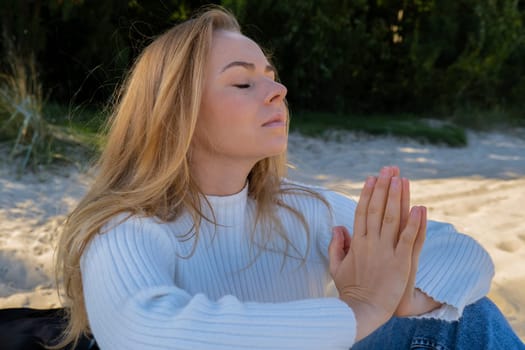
[81,181,494,349]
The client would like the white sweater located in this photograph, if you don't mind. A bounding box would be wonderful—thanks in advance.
[81,182,494,349]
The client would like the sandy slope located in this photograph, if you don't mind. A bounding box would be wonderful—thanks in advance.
[1,130,524,341]
[287,130,525,340]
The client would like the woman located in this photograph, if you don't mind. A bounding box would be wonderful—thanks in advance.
[55,7,523,350]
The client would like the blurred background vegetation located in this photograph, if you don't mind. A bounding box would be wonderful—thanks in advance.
[1,0,525,168]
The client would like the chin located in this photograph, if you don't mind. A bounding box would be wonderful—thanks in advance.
[267,138,288,156]
[250,136,288,160]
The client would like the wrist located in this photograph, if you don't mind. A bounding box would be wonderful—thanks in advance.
[340,295,391,342]
[412,289,443,315]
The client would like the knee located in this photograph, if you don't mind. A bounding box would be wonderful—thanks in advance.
[461,297,502,321]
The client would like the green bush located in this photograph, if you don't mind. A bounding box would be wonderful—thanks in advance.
[2,0,524,126]
[228,0,525,118]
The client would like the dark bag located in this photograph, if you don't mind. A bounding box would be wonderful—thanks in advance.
[0,308,99,350]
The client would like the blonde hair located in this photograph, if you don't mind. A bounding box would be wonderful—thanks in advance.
[55,6,325,348]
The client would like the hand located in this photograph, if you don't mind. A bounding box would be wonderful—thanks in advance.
[331,224,442,318]
[394,206,443,315]
[391,170,443,316]
[328,167,426,341]
[381,167,442,316]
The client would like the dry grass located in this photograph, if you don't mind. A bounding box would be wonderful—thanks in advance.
[0,41,53,170]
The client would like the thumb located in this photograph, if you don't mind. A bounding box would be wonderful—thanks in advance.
[329,226,350,278]
[339,225,352,254]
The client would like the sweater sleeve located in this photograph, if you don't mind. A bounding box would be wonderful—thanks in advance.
[318,189,494,320]
[80,216,357,350]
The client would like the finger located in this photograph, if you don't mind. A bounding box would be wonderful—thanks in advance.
[367,166,394,239]
[328,227,345,277]
[400,178,410,231]
[391,166,400,177]
[404,207,427,295]
[354,176,377,237]
[339,225,352,254]
[395,206,422,256]
[413,206,427,258]
[381,177,402,248]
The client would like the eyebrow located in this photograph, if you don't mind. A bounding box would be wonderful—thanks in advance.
[221,61,276,75]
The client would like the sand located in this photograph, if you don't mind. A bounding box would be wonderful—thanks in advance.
[1,129,524,341]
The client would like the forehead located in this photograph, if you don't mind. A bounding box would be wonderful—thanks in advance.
[208,30,268,68]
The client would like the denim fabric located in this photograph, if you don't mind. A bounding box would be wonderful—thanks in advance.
[351,298,524,350]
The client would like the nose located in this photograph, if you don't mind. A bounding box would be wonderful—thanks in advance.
[265,80,287,104]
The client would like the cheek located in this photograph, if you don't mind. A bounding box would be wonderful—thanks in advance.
[203,91,247,122]
[196,97,255,150]
[207,93,257,130]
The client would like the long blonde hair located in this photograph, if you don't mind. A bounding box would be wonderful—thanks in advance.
[55,6,324,348]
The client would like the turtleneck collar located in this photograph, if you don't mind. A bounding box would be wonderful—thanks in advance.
[196,182,250,227]
[204,182,249,207]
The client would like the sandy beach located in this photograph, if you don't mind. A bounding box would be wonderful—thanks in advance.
[1,130,524,341]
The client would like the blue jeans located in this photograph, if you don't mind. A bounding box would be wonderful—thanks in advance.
[351,298,524,350]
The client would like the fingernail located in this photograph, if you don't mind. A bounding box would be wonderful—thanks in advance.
[380,167,390,178]
[365,176,376,187]
[391,176,400,188]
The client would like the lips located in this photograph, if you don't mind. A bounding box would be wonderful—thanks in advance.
[262,113,286,127]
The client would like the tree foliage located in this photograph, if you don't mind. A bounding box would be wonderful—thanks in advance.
[1,0,524,117]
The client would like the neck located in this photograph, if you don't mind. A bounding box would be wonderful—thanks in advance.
[190,155,255,196]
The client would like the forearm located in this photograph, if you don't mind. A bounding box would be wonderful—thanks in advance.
[85,289,359,350]
[410,289,444,316]
[82,218,360,350]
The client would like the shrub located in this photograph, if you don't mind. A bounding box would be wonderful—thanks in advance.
[0,38,53,170]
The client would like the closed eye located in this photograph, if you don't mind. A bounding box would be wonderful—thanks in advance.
[233,84,251,89]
